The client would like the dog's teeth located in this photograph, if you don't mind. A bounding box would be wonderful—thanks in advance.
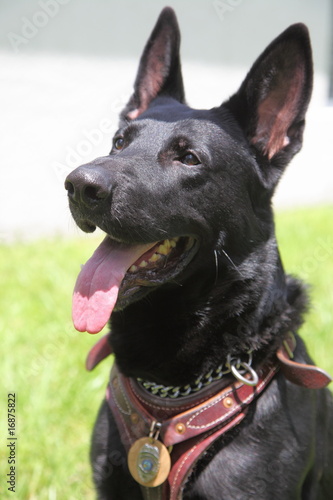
[149,253,161,263]
[128,237,181,274]
[157,240,171,255]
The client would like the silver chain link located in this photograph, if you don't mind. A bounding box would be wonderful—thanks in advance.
[137,350,258,399]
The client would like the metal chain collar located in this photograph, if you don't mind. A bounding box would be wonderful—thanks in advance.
[137,350,259,399]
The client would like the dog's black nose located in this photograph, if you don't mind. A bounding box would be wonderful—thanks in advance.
[65,165,112,207]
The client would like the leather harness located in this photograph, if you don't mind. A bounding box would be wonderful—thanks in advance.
[86,333,331,500]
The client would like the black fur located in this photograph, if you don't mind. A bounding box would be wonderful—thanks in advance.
[65,8,333,499]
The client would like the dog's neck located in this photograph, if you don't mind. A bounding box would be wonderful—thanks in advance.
[109,248,307,386]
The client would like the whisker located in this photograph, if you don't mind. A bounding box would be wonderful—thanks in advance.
[221,249,246,279]
[214,250,219,285]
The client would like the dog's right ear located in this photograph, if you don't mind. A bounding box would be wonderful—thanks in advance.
[121,7,185,121]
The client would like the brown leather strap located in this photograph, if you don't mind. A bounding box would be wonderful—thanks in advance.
[166,411,248,500]
[107,360,278,500]
[110,361,278,446]
[86,334,332,389]
[86,333,331,500]
[86,332,332,390]
[86,333,113,371]
[277,333,332,389]
[140,411,248,500]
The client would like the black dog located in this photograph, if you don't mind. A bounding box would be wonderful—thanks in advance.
[65,7,333,499]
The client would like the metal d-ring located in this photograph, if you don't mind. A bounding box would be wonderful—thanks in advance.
[230,361,259,387]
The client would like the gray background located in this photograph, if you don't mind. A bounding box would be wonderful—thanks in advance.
[1,0,333,241]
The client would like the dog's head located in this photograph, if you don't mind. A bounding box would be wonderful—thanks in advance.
[65,8,312,339]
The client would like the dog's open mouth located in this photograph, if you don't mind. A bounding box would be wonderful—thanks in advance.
[72,235,196,334]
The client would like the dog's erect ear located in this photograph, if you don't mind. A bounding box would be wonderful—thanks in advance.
[122,7,185,120]
[226,23,313,182]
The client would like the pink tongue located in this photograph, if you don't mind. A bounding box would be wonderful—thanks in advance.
[72,236,154,334]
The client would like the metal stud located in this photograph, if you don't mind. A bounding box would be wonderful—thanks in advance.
[175,422,186,434]
[131,413,139,425]
[223,397,234,409]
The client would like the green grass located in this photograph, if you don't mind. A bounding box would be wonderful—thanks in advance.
[0,206,332,498]
[275,205,333,375]
[0,237,109,499]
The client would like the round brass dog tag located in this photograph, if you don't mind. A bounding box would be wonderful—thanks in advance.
[128,437,171,487]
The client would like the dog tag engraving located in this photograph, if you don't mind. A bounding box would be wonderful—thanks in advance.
[128,437,171,487]
[137,442,160,483]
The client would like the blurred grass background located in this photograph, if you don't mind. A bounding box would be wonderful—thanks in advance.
[0,205,332,499]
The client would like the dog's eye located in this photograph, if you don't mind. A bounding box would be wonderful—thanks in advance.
[180,153,200,166]
[113,137,125,150]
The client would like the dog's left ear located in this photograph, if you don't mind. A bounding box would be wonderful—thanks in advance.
[226,23,313,186]
[121,7,185,121]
